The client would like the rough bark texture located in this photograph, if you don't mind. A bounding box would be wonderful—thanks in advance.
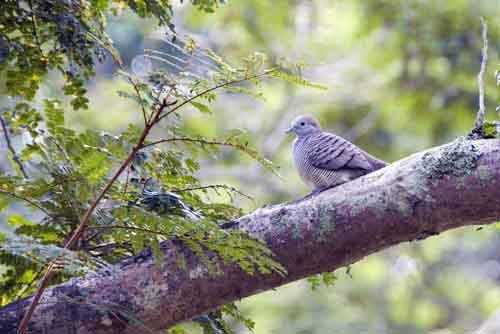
[1,138,500,334]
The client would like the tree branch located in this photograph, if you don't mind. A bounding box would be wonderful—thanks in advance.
[470,17,488,137]
[1,139,500,334]
[156,68,277,122]
[16,104,162,334]
[171,184,254,201]
[0,114,29,179]
[141,137,238,149]
[0,190,50,216]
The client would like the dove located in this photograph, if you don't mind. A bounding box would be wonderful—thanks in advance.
[286,115,387,192]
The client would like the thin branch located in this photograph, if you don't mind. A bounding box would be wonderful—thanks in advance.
[27,0,43,55]
[171,184,254,201]
[140,136,234,149]
[17,66,277,334]
[0,190,50,216]
[87,225,170,238]
[86,242,131,253]
[122,166,131,200]
[17,115,160,334]
[128,78,149,125]
[472,17,488,134]
[0,115,29,179]
[157,68,278,122]
[14,270,43,301]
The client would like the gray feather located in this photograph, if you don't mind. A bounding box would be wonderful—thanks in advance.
[308,133,374,171]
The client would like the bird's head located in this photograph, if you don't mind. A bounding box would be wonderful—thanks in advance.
[286,115,321,137]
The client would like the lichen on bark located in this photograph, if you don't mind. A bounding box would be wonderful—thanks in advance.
[419,137,481,179]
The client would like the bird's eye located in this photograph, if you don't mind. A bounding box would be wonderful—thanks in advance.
[300,122,305,126]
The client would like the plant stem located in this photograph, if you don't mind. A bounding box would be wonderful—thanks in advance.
[157,68,277,122]
[0,115,29,179]
[87,225,170,237]
[471,17,488,137]
[17,69,275,333]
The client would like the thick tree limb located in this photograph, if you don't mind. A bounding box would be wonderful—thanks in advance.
[1,138,500,334]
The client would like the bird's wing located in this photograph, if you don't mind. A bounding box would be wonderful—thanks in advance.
[308,132,373,171]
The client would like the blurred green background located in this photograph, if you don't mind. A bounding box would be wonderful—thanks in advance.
[3,0,500,333]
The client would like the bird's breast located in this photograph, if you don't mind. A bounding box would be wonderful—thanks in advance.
[293,136,357,189]
[293,138,333,189]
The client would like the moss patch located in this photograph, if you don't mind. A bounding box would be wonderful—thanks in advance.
[482,121,500,139]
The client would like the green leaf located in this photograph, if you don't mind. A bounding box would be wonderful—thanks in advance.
[131,232,146,253]
[90,0,110,13]
[322,271,338,286]
[44,99,65,137]
[6,151,24,179]
[7,214,37,227]
[0,197,10,211]
[77,150,112,185]
[271,70,328,90]
[307,275,321,290]
[168,325,187,334]
[190,101,212,114]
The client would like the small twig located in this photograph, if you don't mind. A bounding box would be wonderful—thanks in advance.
[172,184,254,201]
[87,224,170,238]
[86,242,131,253]
[129,78,149,125]
[343,107,380,142]
[17,122,156,334]
[14,270,43,301]
[17,67,276,334]
[122,166,131,199]
[157,68,278,122]
[471,17,488,137]
[0,115,29,179]
[27,0,43,55]
[0,190,50,216]
[140,136,232,149]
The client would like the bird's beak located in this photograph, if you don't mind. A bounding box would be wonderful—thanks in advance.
[285,127,293,134]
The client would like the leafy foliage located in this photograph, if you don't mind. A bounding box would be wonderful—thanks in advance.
[192,302,256,334]
[0,0,226,106]
[307,271,338,291]
[0,1,328,332]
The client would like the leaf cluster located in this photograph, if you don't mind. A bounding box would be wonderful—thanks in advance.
[0,27,316,309]
[0,3,328,331]
[0,0,224,107]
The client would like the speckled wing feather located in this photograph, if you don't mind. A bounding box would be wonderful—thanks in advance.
[307,132,374,171]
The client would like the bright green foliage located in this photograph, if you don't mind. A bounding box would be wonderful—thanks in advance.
[307,271,338,291]
[270,70,328,91]
[0,0,323,330]
[0,73,286,300]
[482,121,500,138]
[0,0,227,107]
[190,302,256,334]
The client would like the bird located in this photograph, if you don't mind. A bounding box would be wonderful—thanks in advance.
[286,115,387,192]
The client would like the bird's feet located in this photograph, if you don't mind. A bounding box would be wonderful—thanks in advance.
[284,185,335,205]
